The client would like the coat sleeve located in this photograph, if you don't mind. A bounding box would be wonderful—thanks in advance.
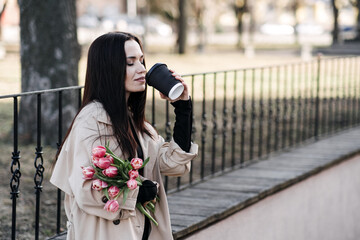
[157,135,198,177]
[50,116,138,221]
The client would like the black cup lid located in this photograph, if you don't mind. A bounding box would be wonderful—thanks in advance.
[146,63,167,80]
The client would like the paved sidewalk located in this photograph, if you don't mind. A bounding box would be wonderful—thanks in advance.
[169,127,360,239]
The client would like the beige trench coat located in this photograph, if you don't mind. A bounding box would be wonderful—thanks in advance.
[50,101,198,240]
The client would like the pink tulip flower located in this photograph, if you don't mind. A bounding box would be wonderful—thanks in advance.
[105,154,114,164]
[97,157,113,169]
[81,166,95,180]
[92,146,106,158]
[127,179,138,190]
[92,179,108,190]
[108,186,120,199]
[102,166,118,178]
[92,156,100,167]
[104,200,119,213]
[128,169,139,179]
[130,158,143,170]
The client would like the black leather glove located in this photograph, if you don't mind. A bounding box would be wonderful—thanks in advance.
[137,180,157,204]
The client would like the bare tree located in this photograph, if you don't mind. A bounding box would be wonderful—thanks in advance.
[331,0,340,44]
[193,0,206,52]
[349,0,360,40]
[233,0,247,48]
[18,0,80,144]
[178,0,187,54]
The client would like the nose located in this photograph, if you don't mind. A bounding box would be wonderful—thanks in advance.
[136,62,146,74]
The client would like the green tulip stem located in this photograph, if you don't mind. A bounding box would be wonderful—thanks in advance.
[136,202,159,227]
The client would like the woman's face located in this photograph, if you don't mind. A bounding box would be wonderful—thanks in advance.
[124,40,146,99]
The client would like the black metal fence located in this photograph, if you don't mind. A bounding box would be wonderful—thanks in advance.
[1,55,360,239]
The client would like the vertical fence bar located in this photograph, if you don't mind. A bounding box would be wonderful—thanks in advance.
[355,57,360,124]
[201,74,207,179]
[266,67,273,155]
[152,88,156,127]
[358,56,360,124]
[344,57,349,127]
[240,70,247,165]
[249,69,255,160]
[231,71,237,167]
[351,57,357,125]
[353,57,359,125]
[289,64,295,146]
[321,59,328,135]
[258,68,264,158]
[328,59,334,134]
[335,58,340,131]
[211,73,217,175]
[164,101,171,192]
[314,55,321,139]
[282,65,288,148]
[10,97,21,240]
[34,94,45,240]
[310,60,316,138]
[211,73,218,174]
[222,72,228,171]
[302,62,309,141]
[189,75,195,185]
[340,58,346,130]
[78,88,82,109]
[56,91,63,234]
[347,57,353,126]
[345,57,351,127]
[274,66,280,151]
[309,61,314,139]
[296,63,303,143]
[333,58,339,133]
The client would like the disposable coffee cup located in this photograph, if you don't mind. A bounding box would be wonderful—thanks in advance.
[146,63,184,100]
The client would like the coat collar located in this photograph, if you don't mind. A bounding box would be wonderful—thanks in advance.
[89,101,112,125]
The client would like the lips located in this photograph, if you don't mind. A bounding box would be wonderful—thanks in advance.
[135,76,145,82]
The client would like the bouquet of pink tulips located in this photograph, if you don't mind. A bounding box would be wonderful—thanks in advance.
[81,143,158,226]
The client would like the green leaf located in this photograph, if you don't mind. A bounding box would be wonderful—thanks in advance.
[136,180,142,186]
[114,187,125,200]
[146,202,155,213]
[105,145,125,165]
[140,157,150,169]
[120,169,129,180]
[102,188,110,200]
[136,203,158,226]
[116,179,127,184]
[122,187,130,205]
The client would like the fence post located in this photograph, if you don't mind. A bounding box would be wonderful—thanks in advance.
[10,97,21,240]
[34,94,45,240]
[314,54,322,140]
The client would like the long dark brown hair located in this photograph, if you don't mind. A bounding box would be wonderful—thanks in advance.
[55,32,152,164]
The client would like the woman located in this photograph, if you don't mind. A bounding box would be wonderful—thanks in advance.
[50,32,198,240]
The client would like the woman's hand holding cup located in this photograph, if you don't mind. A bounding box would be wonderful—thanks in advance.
[146,63,190,102]
[159,69,189,102]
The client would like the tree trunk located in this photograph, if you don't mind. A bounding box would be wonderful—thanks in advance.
[331,0,339,44]
[18,0,81,145]
[356,0,360,40]
[194,0,206,52]
[234,0,247,49]
[178,0,187,54]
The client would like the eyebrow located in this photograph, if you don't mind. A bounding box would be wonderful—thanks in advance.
[126,55,144,60]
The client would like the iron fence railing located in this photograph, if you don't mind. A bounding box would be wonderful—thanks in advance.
[1,55,360,239]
